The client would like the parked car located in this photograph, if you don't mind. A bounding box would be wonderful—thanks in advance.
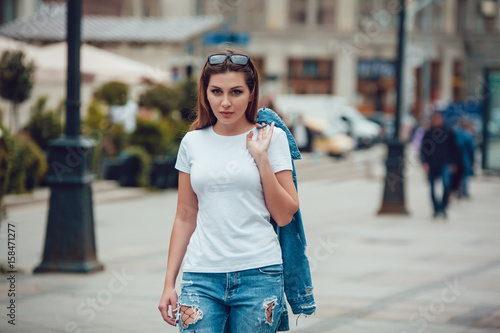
[274,95,382,155]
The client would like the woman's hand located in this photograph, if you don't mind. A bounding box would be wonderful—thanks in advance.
[158,287,178,326]
[246,122,275,162]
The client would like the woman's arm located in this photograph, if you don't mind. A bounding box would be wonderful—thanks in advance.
[158,171,198,326]
[247,123,299,227]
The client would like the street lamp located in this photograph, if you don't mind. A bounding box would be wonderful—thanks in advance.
[34,0,103,273]
[377,0,408,215]
[479,0,497,18]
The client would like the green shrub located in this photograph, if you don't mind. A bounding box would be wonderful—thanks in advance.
[122,145,151,187]
[0,123,47,220]
[162,116,189,156]
[83,98,106,133]
[0,50,35,133]
[23,138,48,190]
[0,123,12,220]
[129,117,189,157]
[96,81,129,107]
[129,119,164,156]
[6,134,47,194]
[26,96,63,151]
[138,84,179,118]
[177,78,197,121]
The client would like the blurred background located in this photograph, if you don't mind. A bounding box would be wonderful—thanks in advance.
[0,0,499,188]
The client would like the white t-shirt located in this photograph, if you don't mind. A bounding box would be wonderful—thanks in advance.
[175,125,293,273]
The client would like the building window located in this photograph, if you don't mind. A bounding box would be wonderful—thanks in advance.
[358,0,394,30]
[1,0,17,24]
[415,1,444,33]
[195,0,203,15]
[289,0,307,25]
[237,0,265,30]
[317,0,336,27]
[143,0,160,17]
[303,60,318,77]
[288,58,334,94]
[357,59,396,115]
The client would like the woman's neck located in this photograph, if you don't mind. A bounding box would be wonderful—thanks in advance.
[212,120,255,136]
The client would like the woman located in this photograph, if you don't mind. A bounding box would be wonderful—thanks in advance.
[158,52,299,332]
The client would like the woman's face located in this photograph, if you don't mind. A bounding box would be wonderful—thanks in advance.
[206,71,252,128]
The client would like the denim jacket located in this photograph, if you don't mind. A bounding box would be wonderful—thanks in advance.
[257,107,316,331]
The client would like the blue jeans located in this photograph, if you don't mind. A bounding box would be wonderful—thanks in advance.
[428,164,452,213]
[177,264,284,332]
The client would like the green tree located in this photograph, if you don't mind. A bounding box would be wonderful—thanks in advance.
[26,96,63,150]
[0,50,35,133]
[138,84,179,118]
[177,78,197,121]
[95,81,129,109]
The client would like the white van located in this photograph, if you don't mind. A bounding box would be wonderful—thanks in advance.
[274,95,382,149]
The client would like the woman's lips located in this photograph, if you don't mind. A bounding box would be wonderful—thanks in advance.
[220,112,234,117]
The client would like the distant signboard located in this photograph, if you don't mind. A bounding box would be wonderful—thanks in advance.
[357,59,395,80]
[203,31,250,46]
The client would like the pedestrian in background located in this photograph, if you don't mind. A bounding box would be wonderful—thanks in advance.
[158,51,298,331]
[453,117,476,198]
[411,118,430,154]
[420,112,460,219]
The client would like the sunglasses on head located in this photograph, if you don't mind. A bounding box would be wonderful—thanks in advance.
[208,54,250,66]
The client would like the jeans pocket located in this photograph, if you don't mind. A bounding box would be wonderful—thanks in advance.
[258,264,283,276]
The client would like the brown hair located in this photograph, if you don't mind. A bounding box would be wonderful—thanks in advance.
[189,51,259,131]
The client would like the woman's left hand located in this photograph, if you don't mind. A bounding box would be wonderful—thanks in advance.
[246,122,275,161]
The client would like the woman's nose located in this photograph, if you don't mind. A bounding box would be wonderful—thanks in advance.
[221,94,231,108]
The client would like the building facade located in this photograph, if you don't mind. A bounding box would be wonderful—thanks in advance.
[1,0,499,123]
[193,0,499,121]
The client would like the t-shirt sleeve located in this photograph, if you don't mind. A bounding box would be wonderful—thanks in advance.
[175,134,191,173]
[268,128,293,173]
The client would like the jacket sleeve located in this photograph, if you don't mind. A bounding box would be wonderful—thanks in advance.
[448,130,461,166]
[420,130,429,164]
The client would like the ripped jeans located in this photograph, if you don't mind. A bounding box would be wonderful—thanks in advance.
[177,264,284,332]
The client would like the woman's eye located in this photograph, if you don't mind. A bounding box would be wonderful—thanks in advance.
[232,90,243,95]
[211,89,221,94]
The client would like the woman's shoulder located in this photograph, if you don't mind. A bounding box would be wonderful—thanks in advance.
[271,125,287,139]
[182,127,211,142]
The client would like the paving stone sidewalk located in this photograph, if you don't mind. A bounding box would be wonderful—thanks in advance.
[0,154,499,333]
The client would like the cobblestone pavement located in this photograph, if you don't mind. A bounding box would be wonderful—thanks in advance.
[1,147,499,333]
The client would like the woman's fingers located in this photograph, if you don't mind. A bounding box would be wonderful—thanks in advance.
[159,291,178,326]
[158,302,172,323]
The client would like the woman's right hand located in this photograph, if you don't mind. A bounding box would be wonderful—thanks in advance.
[158,287,178,326]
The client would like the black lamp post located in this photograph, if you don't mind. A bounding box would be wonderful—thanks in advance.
[34,0,103,273]
[378,0,409,215]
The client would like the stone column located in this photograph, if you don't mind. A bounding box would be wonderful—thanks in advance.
[306,0,318,29]
[443,0,457,34]
[266,0,288,31]
[264,49,288,97]
[159,0,192,17]
[334,52,357,104]
[16,0,37,19]
[131,0,143,17]
[439,48,454,105]
[337,0,357,32]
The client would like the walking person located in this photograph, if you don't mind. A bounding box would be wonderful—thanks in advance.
[454,118,476,198]
[420,112,459,219]
[158,51,299,331]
